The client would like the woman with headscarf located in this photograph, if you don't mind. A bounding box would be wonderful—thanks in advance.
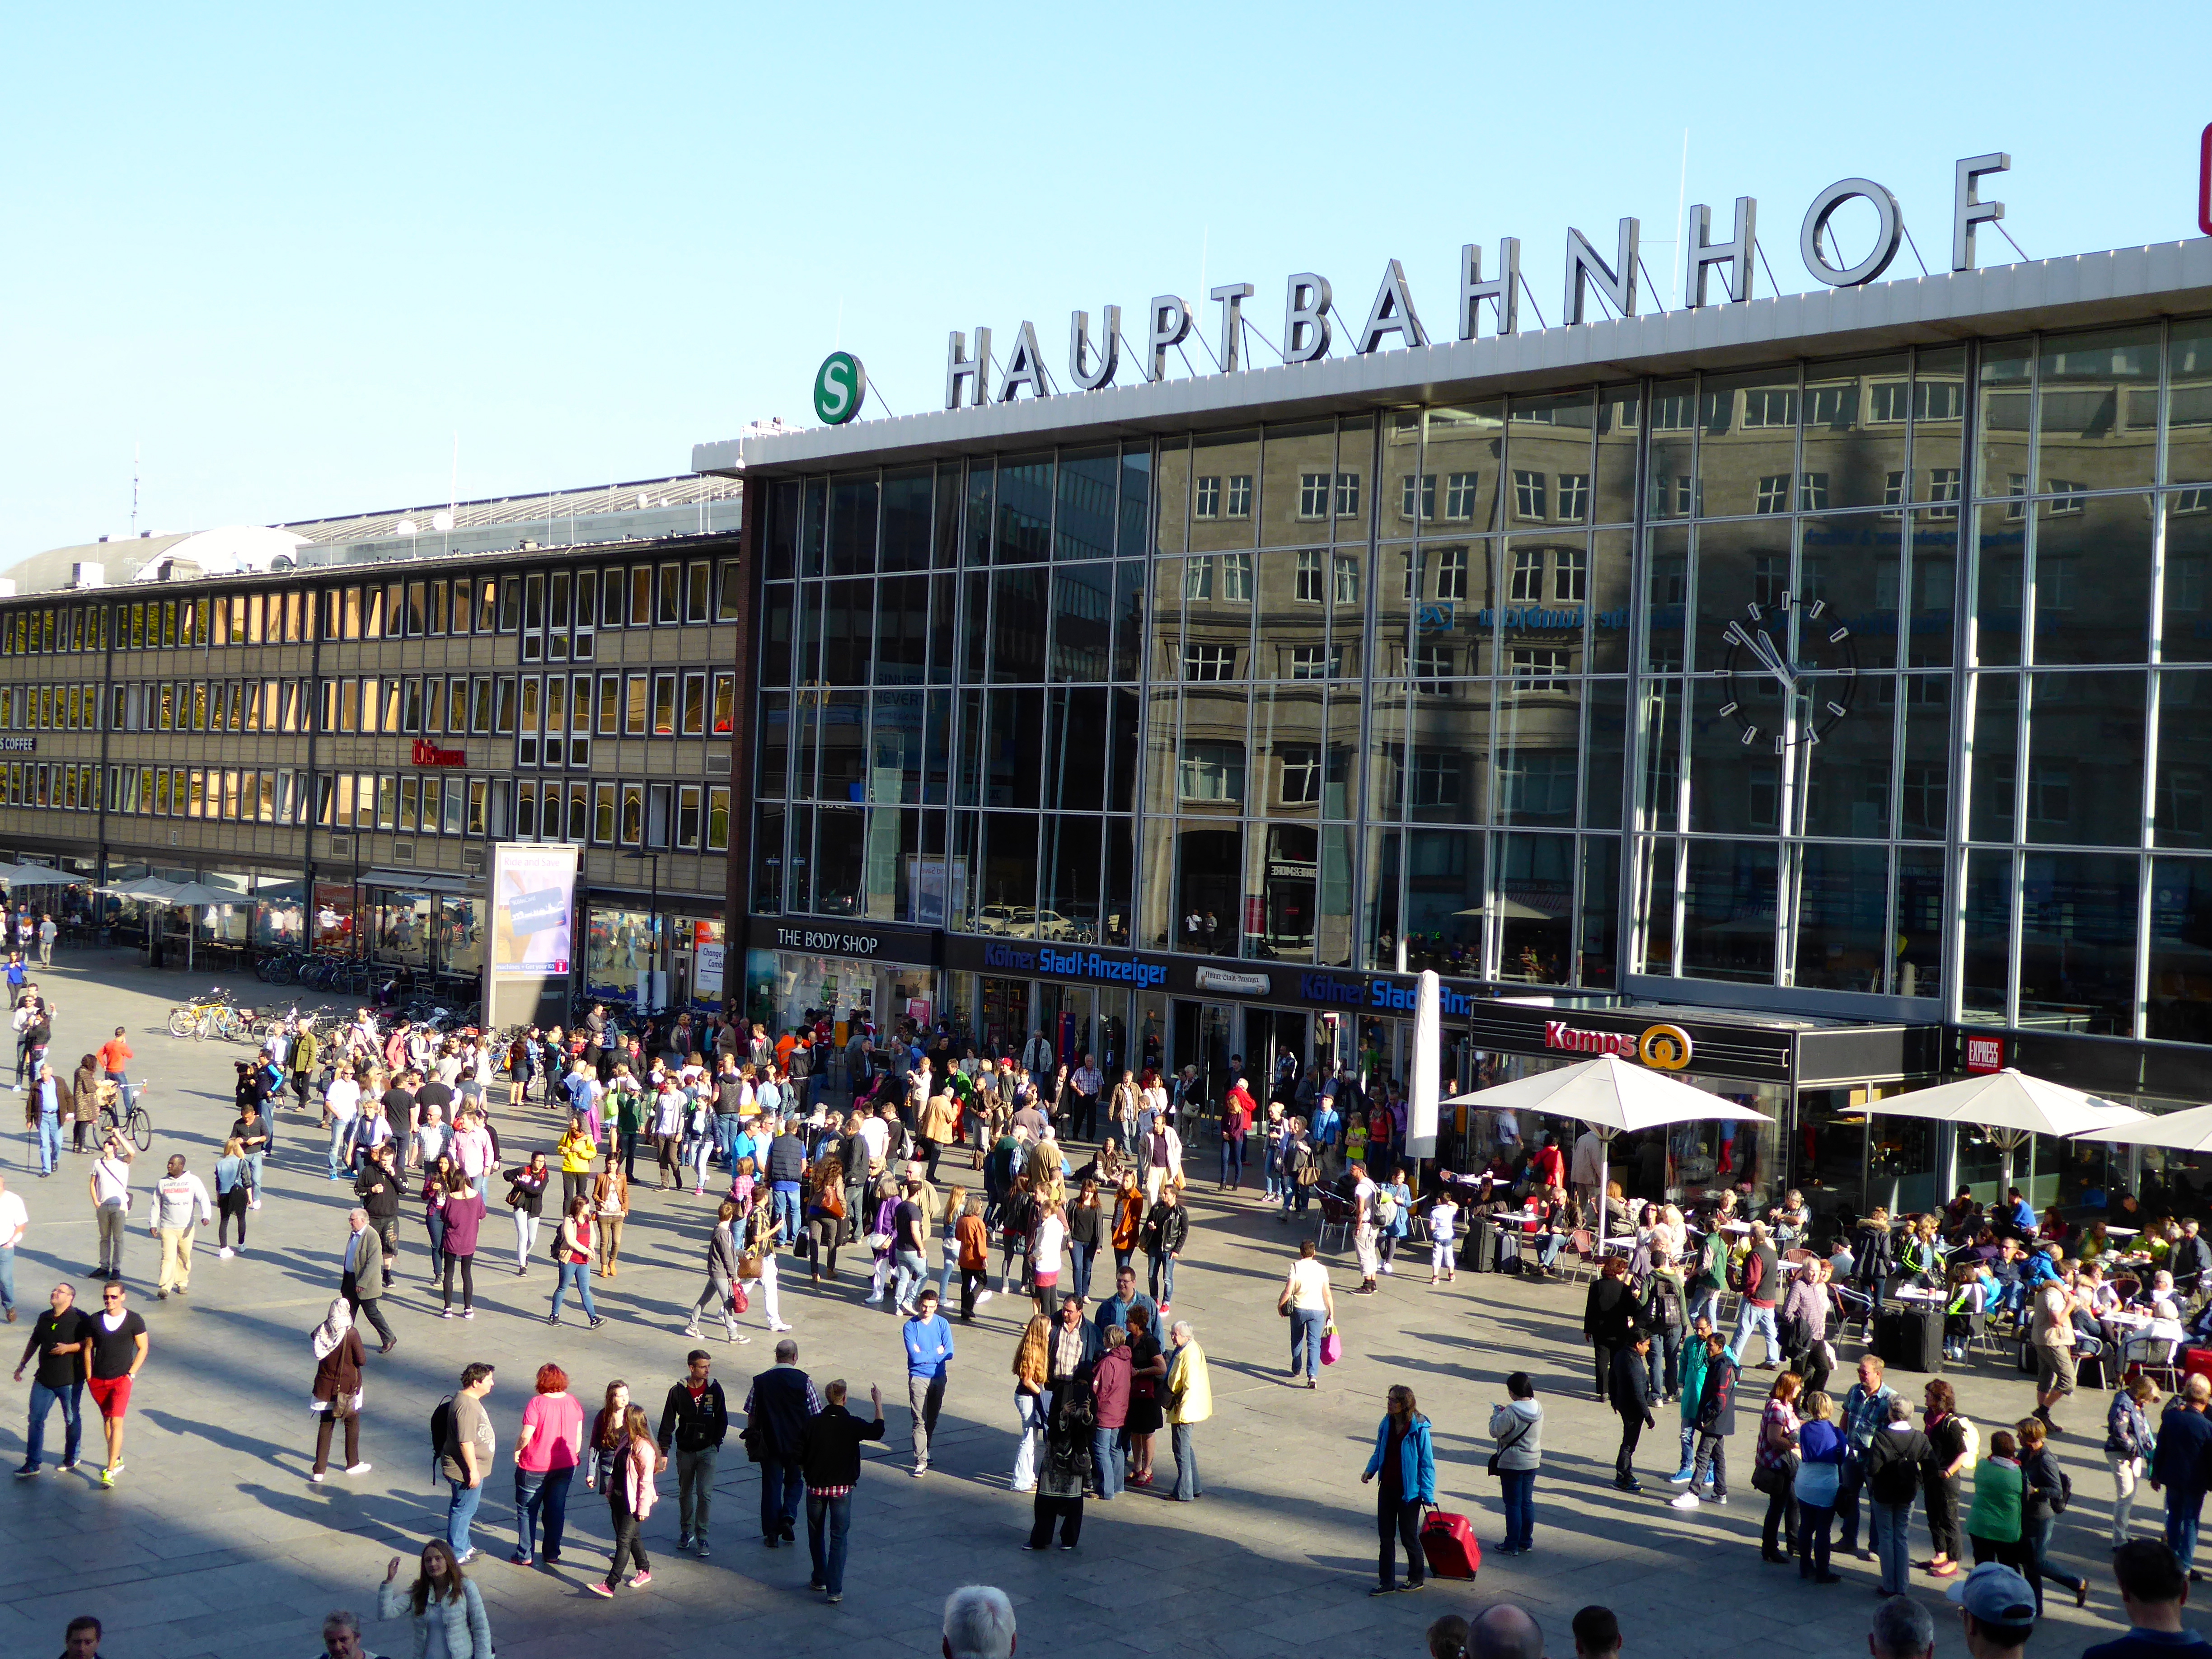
[308,1296,368,1483]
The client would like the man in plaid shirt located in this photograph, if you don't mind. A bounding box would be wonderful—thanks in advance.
[1836,1354,1898,1560]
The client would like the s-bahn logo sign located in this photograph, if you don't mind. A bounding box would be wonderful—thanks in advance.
[813,352,867,426]
[1544,1019,1695,1072]
[941,155,2019,409]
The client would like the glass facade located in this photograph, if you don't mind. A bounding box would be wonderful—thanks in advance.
[749,314,2212,1050]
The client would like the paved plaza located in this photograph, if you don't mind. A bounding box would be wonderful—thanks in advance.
[0,950,2196,1658]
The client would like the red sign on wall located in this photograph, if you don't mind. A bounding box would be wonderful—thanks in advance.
[411,739,464,768]
[1964,1035,2005,1074]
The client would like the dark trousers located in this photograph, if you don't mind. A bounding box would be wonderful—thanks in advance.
[1797,1502,1836,1578]
[1925,1470,1961,1559]
[1615,1413,1643,1483]
[441,1253,475,1310]
[1377,1493,1424,1588]
[1837,1462,1866,1551]
[1762,1481,1800,1555]
[1074,1093,1097,1141]
[960,1266,987,1321]
[1028,1494,1083,1548]
[1646,1330,1683,1399]
[759,1457,802,1540]
[606,1490,649,1584]
[617,1129,640,1180]
[313,1406,361,1474]
[218,1186,248,1247]
[807,1489,853,1592]
[340,1273,396,1345]
[372,1217,399,1284]
[1592,1343,1620,1397]
[1691,1432,1728,1498]
[1972,1532,2036,1575]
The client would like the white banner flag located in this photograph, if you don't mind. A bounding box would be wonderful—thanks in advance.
[1408,969,1440,1159]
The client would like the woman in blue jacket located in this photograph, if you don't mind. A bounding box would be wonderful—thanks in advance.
[1360,1384,1437,1595]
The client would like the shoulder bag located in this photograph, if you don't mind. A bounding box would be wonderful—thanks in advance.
[1487,1411,1533,1476]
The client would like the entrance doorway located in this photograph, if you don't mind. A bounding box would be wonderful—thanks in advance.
[1170,1001,1235,1110]
[1244,1007,1309,1106]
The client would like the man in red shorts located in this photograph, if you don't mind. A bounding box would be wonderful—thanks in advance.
[85,1281,146,1487]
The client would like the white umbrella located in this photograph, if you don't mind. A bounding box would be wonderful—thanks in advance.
[139,880,239,973]
[1443,1054,1774,1252]
[2073,1101,2212,1152]
[0,863,76,888]
[1861,1068,2148,1195]
[98,876,180,900]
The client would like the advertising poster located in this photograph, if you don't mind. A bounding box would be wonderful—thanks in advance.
[694,920,726,1008]
[490,843,577,975]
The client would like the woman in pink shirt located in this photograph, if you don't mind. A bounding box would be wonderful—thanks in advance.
[511,1363,584,1567]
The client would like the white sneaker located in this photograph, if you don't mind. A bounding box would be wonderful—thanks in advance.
[976,1289,994,1307]
[309,1469,324,1484]
[769,1321,793,1332]
[682,1326,703,1340]
[345,1462,371,1476]
[217,1247,234,1260]
[1669,1491,1701,1510]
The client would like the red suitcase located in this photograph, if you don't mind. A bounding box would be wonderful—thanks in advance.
[2185,1348,2212,1388]
[1420,1509,1481,1580]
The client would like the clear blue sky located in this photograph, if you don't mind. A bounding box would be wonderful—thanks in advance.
[2,2,2206,562]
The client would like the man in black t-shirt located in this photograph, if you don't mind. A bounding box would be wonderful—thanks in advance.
[84,1281,146,1486]
[12,1282,89,1475]
[230,1101,271,1211]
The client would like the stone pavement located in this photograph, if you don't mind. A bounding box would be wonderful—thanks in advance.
[0,948,2200,1658]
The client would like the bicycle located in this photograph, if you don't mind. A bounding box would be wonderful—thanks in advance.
[97,1083,153,1151]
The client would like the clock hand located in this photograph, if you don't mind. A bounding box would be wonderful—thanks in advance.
[1727,621,1796,690]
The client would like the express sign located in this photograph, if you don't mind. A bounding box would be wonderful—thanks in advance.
[1543,1019,1696,1071]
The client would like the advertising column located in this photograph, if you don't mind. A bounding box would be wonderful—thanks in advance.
[485,842,579,1030]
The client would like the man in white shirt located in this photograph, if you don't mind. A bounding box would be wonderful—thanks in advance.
[89,1140,133,1280]
[0,1173,27,1321]
[34,914,55,968]
[856,1107,890,1171]
[324,1067,362,1182]
[150,1154,213,1301]
[1570,1127,1607,1217]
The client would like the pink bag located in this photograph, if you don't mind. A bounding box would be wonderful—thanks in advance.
[1321,1327,1343,1366]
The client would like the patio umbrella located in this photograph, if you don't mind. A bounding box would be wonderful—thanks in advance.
[1442,1053,1775,1253]
[2073,1102,2212,1153]
[1859,1068,2148,1196]
[0,863,76,888]
[97,876,180,900]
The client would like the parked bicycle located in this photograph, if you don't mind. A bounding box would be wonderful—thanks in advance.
[167,988,258,1042]
[96,1081,153,1151]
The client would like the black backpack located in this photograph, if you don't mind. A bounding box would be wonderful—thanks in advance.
[429,1393,454,1455]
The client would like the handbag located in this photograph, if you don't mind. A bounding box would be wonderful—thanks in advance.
[1321,1324,1343,1366]
[728,1280,750,1314]
[1750,1453,1799,1495]
[1488,1411,1533,1476]
[737,1251,763,1281]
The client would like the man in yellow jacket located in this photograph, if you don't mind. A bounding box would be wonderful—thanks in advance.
[1165,1318,1211,1502]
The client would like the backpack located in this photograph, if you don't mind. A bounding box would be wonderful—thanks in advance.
[1648,1274,1684,1331]
[428,1393,455,1455]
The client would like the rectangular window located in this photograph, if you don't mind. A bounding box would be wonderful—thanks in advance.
[656,563,680,625]
[595,675,619,735]
[1928,468,1963,517]
[1445,472,1481,521]
[592,781,617,844]
[1335,473,1361,519]
[625,674,648,736]
[1509,646,1570,692]
[1287,644,1339,679]
[1556,473,1589,522]
[398,775,420,834]
[1182,558,1212,600]
[1554,546,1587,602]
[1295,549,1324,603]
[416,775,439,833]
[470,677,492,734]
[707,785,731,851]
[443,675,466,734]
[1181,644,1236,681]
[1178,741,1246,803]
[1883,470,1907,515]
[1433,545,1468,602]
[450,579,472,635]
[717,560,742,621]
[631,566,653,627]
[515,782,538,839]
[1400,473,1436,522]
[338,678,359,733]
[427,580,447,636]
[645,782,672,848]
[1224,475,1252,519]
[494,676,517,735]
[2045,478,2087,514]
[677,783,703,848]
[546,571,571,662]
[1510,548,1543,602]
[1743,387,1797,427]
[1298,473,1330,520]
[522,573,544,660]
[1334,554,1360,605]
[466,778,488,836]
[685,561,711,623]
[1798,472,1830,512]
[1220,553,1253,600]
[1756,474,1792,514]
[497,576,520,632]
[377,775,397,830]
[1411,643,1453,684]
[680,670,707,736]
[619,780,644,844]
[1194,476,1220,519]
[517,677,540,765]
[1513,469,1547,519]
[711,671,736,736]
[403,677,424,734]
[651,672,678,736]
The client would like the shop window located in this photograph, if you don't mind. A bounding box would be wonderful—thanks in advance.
[677,784,702,848]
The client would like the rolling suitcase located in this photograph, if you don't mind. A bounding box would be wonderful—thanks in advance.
[1420,1509,1481,1580]
[1469,1222,1500,1273]
[1876,1306,1943,1373]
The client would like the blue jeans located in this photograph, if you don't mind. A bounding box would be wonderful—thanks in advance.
[1873,1499,1913,1594]
[892,1250,927,1310]
[1093,1424,1125,1498]
[1290,1307,1325,1379]
[447,1477,485,1557]
[2169,1491,2204,1574]
[1220,1136,1245,1186]
[1734,1302,1781,1367]
[1069,1242,1095,1301]
[35,1113,59,1175]
[760,1457,802,1540]
[937,1249,958,1305]
[0,1243,13,1314]
[426,1209,446,1279]
[773,1182,801,1243]
[1171,1421,1201,1500]
[1149,1253,1176,1305]
[807,1489,853,1593]
[245,1149,265,1190]
[328,1120,354,1180]
[1686,1284,1720,1327]
[1499,1467,1536,1550]
[514,1465,572,1560]
[716,1114,740,1168]
[24,1379,81,1469]
[551,1260,595,1321]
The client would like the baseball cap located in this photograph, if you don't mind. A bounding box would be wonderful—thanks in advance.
[1946,1562,2037,1632]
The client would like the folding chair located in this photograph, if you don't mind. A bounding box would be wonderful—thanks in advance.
[1562,1228,1598,1285]
[2124,1331,2184,1393]
[1315,1191,1352,1253]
